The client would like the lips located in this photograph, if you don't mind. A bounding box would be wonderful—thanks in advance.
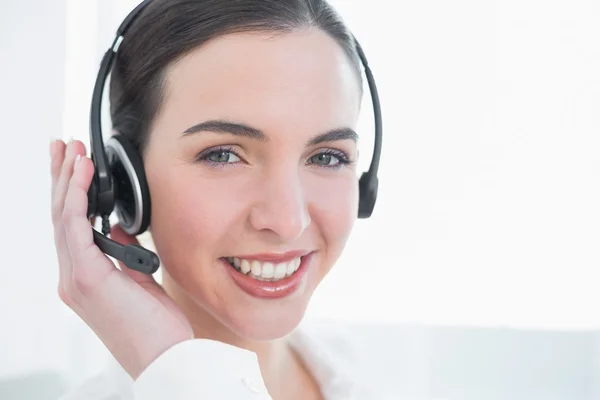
[222,252,314,299]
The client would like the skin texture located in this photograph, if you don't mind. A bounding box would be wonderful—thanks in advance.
[50,28,361,400]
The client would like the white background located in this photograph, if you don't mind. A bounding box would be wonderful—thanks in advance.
[1,0,599,392]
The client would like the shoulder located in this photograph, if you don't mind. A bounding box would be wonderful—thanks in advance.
[292,318,401,399]
[294,317,393,367]
[293,318,365,364]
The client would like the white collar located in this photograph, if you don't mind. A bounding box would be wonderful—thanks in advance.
[100,325,373,399]
[287,326,374,399]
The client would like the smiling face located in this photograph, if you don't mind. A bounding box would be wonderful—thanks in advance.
[142,28,362,341]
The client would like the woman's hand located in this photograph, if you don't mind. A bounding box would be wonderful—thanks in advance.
[50,139,194,380]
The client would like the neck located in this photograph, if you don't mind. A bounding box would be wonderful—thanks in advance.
[161,272,303,398]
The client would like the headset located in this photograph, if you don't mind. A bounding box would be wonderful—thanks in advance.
[87,0,383,275]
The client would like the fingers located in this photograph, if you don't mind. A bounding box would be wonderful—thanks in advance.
[120,261,163,293]
[50,140,66,189]
[51,139,87,224]
[51,139,88,294]
[50,140,71,300]
[108,224,140,247]
[52,140,158,301]
[63,155,113,284]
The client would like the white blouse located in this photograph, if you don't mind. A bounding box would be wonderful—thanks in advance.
[56,323,391,399]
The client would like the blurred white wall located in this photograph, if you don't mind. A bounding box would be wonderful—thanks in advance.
[0,0,599,392]
[0,0,72,380]
[315,0,600,330]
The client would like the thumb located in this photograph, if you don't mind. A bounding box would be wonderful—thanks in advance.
[109,224,162,290]
[109,223,140,247]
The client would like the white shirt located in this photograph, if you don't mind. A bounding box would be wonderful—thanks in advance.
[56,322,392,400]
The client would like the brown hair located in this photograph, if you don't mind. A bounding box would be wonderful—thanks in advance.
[109,0,362,155]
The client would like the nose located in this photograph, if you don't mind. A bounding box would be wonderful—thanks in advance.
[248,170,311,242]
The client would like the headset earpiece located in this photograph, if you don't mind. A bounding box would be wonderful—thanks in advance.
[105,134,151,236]
[358,172,378,219]
[86,132,158,274]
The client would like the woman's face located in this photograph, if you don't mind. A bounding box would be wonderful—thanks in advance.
[144,28,361,340]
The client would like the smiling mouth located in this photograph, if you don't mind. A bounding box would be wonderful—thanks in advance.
[223,256,303,282]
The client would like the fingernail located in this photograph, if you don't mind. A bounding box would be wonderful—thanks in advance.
[74,154,82,169]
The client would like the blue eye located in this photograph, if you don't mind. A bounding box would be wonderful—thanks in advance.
[310,153,339,166]
[196,146,352,169]
[205,150,241,163]
[196,146,242,167]
[308,150,351,168]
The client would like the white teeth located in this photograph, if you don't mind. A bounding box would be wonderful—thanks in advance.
[240,259,251,274]
[251,260,261,276]
[286,260,296,275]
[274,263,287,279]
[261,262,274,278]
[227,256,304,281]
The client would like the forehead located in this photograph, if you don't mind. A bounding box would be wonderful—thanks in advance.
[159,29,361,135]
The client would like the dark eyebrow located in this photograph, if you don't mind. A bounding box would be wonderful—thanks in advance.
[306,128,358,146]
[182,120,268,141]
[182,119,357,145]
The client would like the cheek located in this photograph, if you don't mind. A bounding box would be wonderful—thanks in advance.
[147,167,255,309]
[307,172,358,255]
[149,170,248,258]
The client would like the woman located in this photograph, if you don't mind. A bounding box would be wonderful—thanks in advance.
[50,0,383,398]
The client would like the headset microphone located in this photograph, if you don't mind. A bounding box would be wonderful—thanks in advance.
[92,230,159,275]
[87,0,382,275]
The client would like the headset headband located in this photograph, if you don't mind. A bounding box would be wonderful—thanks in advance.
[90,0,382,212]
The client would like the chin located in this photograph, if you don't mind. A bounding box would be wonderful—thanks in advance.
[226,274,318,341]
[214,253,322,341]
[165,248,324,342]
[226,299,311,341]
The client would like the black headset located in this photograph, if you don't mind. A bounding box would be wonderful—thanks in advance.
[87,0,383,275]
